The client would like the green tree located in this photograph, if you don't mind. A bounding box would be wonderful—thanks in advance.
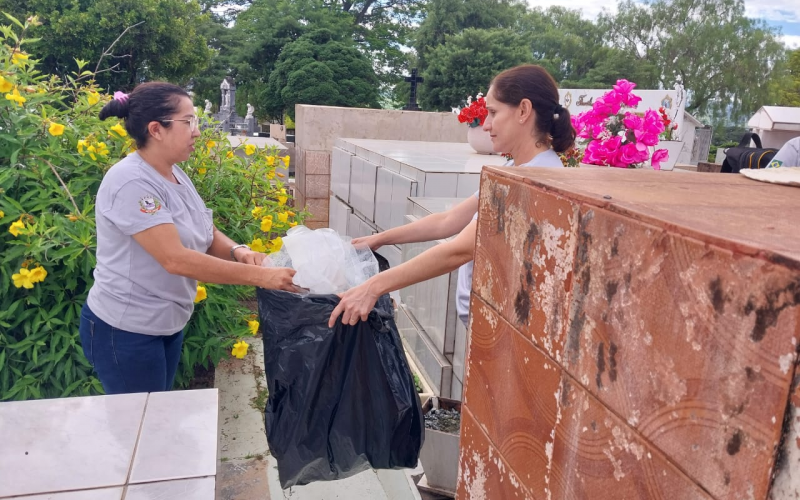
[414,0,528,71]
[776,49,800,107]
[601,0,786,122]
[263,29,380,120]
[421,28,533,111]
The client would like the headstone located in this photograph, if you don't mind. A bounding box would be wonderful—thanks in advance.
[404,68,424,111]
[691,127,713,165]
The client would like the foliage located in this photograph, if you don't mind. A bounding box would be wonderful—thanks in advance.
[776,49,800,107]
[600,0,787,123]
[262,29,380,121]
[421,28,532,111]
[0,0,212,92]
[0,16,304,400]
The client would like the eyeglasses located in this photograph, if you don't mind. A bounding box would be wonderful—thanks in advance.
[162,115,199,132]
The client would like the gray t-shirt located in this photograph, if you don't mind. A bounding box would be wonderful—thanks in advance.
[769,137,800,168]
[456,149,563,324]
[87,152,214,336]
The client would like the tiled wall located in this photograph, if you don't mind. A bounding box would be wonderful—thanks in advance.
[458,167,800,499]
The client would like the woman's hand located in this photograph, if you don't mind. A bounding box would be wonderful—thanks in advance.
[351,234,384,251]
[258,267,298,292]
[328,279,381,328]
[233,247,267,266]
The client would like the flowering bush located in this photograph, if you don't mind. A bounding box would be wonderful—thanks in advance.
[558,147,584,168]
[456,93,488,128]
[0,15,305,400]
[659,106,679,141]
[572,80,670,170]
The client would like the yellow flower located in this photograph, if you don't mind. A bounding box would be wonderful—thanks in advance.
[12,268,34,289]
[48,122,65,136]
[251,206,264,218]
[96,142,109,156]
[0,76,12,93]
[288,211,296,217]
[245,144,257,155]
[0,210,4,219]
[198,167,207,175]
[28,266,47,283]
[277,188,288,205]
[206,140,216,149]
[267,171,275,180]
[282,155,291,166]
[266,156,275,166]
[194,285,207,303]
[268,237,283,254]
[248,320,260,336]
[277,172,285,178]
[277,212,288,223]
[9,220,26,237]
[260,216,273,232]
[231,340,249,359]
[110,123,127,137]
[250,237,267,253]
[289,221,297,227]
[226,151,235,159]
[5,87,26,107]
[11,51,29,65]
[67,214,78,222]
[77,139,88,154]
[87,91,100,106]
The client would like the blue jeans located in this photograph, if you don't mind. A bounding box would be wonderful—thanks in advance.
[79,304,185,394]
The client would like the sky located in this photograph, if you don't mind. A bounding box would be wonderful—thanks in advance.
[527,0,800,49]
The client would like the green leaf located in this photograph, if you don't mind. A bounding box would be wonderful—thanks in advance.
[3,12,24,29]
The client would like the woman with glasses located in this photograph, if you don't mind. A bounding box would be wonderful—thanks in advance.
[80,82,297,395]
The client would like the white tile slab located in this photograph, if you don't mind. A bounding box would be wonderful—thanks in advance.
[0,394,147,497]
[331,147,352,203]
[12,487,124,500]
[361,159,379,222]
[124,477,215,500]
[389,173,417,231]
[375,168,394,230]
[129,389,218,484]
[340,139,506,174]
[422,173,458,198]
[456,173,481,197]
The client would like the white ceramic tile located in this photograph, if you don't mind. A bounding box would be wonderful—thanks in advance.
[456,173,481,197]
[0,394,147,497]
[383,157,401,173]
[124,477,215,500]
[129,389,218,484]
[389,174,416,231]
[14,487,124,500]
[375,244,402,270]
[400,164,417,180]
[453,315,468,383]
[349,157,364,216]
[329,195,351,237]
[450,375,464,402]
[422,173,458,198]
[396,305,453,398]
[347,212,362,238]
[331,147,352,202]
[361,159,378,222]
[374,168,394,231]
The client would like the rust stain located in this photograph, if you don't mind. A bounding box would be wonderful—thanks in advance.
[596,342,605,389]
[743,277,800,342]
[726,429,743,456]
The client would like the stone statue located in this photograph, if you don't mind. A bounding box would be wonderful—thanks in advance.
[204,100,212,115]
[222,92,229,109]
[246,103,255,119]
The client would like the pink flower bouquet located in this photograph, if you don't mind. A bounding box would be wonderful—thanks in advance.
[572,80,670,170]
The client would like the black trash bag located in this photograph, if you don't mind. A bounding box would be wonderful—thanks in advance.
[257,285,424,489]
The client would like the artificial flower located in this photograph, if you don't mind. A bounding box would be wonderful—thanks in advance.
[651,149,669,171]
[48,122,65,136]
[231,340,249,359]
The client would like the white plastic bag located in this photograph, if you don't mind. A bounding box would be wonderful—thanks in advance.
[261,226,379,295]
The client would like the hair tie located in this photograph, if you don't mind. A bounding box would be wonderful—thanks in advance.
[553,104,564,118]
[113,91,129,103]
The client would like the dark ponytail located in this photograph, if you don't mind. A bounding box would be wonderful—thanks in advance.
[490,64,576,154]
[98,82,189,148]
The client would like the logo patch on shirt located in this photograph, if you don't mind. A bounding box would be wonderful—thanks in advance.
[767,159,783,169]
[139,195,162,215]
